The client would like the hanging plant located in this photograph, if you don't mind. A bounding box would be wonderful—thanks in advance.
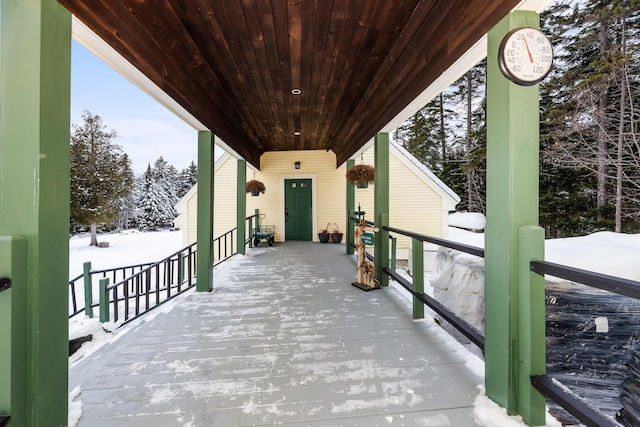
[246,179,266,196]
[345,164,374,187]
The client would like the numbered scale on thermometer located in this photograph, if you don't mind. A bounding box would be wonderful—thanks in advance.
[498,27,554,86]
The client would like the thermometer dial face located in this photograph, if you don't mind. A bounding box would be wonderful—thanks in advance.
[498,27,553,86]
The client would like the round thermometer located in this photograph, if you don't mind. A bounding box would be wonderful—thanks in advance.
[498,27,553,86]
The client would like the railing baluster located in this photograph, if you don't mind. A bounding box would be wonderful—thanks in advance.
[113,287,119,323]
[145,269,151,310]
[155,263,160,305]
[123,277,129,322]
[70,281,78,314]
[165,262,170,299]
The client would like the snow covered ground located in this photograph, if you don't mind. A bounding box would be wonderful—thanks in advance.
[67,220,640,427]
[69,229,184,278]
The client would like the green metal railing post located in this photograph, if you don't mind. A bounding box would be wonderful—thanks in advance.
[412,238,424,319]
[99,278,110,323]
[346,159,355,254]
[390,236,397,272]
[518,226,546,425]
[0,237,27,426]
[236,160,247,255]
[83,261,93,318]
[248,216,254,248]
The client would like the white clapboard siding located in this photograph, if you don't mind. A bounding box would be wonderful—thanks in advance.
[176,143,460,257]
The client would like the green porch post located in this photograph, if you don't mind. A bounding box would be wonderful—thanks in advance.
[485,11,545,424]
[0,1,71,425]
[237,160,247,255]
[346,159,355,255]
[0,238,26,427]
[374,133,390,287]
[197,131,214,292]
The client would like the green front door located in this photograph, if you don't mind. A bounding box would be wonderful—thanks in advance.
[285,179,313,241]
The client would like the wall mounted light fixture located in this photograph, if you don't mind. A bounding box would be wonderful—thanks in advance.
[294,161,301,169]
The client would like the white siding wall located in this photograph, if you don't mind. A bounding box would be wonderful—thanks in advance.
[352,146,445,254]
[181,145,457,257]
[247,150,345,242]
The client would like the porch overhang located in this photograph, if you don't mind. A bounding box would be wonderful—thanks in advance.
[62,0,554,169]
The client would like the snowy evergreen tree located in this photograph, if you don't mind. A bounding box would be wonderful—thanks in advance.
[134,157,184,230]
[138,164,167,230]
[177,161,198,198]
[70,110,133,245]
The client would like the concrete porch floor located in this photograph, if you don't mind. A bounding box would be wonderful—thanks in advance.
[69,241,483,426]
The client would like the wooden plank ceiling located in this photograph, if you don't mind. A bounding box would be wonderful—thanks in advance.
[59,0,520,168]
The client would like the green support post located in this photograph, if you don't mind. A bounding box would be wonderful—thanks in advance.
[346,159,355,255]
[196,131,214,292]
[0,237,27,427]
[237,160,247,255]
[411,238,424,319]
[83,261,93,318]
[518,226,546,425]
[485,11,543,423]
[374,133,390,287]
[0,1,71,425]
[390,237,397,272]
[99,278,110,323]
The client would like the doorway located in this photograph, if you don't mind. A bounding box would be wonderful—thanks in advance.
[284,178,313,241]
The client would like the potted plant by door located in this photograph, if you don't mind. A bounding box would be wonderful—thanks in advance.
[331,223,343,243]
[318,224,330,243]
[346,164,374,188]
[246,179,266,196]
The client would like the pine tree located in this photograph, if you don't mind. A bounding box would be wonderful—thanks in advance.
[70,110,133,245]
[177,161,198,198]
[138,164,166,230]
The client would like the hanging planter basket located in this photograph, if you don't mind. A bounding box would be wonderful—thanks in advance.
[246,179,266,196]
[346,164,374,187]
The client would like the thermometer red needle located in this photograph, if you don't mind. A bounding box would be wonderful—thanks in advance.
[523,37,534,63]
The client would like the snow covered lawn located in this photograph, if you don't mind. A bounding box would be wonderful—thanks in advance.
[69,229,184,279]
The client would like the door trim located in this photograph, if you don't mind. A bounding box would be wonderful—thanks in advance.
[279,174,317,242]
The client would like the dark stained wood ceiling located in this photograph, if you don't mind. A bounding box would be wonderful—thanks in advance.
[59,0,521,168]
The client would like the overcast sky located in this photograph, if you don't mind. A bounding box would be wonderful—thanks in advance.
[71,41,199,175]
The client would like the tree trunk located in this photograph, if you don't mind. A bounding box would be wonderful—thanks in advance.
[466,70,474,211]
[615,16,626,233]
[596,14,610,219]
[90,223,99,246]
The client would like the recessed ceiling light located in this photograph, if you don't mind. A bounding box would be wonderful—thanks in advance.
[293,131,301,136]
[291,88,301,95]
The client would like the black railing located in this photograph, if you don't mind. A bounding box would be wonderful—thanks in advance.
[384,266,485,349]
[530,375,618,427]
[363,219,634,426]
[362,221,486,351]
[531,260,640,300]
[0,415,9,427]
[69,261,157,318]
[103,242,197,325]
[214,228,236,266]
[529,260,640,426]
